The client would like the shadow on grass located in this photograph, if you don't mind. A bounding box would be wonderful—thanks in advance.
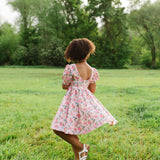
[0,135,17,144]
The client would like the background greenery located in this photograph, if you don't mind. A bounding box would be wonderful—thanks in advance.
[0,66,160,159]
[1,1,159,159]
[0,0,160,68]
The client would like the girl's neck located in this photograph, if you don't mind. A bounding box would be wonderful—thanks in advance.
[77,60,87,64]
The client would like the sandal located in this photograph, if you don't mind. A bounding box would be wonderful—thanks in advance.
[79,144,89,160]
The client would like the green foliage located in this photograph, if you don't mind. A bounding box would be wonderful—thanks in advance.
[20,27,41,47]
[33,0,65,47]
[3,0,160,68]
[128,0,160,68]
[10,45,27,65]
[140,48,152,67]
[40,39,66,66]
[8,0,34,29]
[6,0,131,68]
[87,0,131,68]
[0,23,19,65]
[11,44,40,65]
[129,30,143,65]
[61,0,98,43]
[7,0,67,66]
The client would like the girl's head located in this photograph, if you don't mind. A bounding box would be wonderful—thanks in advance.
[64,38,95,63]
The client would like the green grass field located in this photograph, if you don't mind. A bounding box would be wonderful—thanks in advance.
[0,66,160,160]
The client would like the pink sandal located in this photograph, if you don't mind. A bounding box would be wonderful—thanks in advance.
[78,144,89,160]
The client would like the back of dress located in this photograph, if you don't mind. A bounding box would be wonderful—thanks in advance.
[62,64,99,90]
[51,64,117,135]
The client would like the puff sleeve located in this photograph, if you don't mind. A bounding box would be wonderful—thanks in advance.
[90,68,99,83]
[62,65,72,85]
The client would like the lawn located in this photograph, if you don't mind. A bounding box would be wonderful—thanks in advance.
[0,66,160,160]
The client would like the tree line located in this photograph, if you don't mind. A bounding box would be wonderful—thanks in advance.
[0,0,160,68]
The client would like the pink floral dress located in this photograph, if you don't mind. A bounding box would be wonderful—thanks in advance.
[51,64,118,135]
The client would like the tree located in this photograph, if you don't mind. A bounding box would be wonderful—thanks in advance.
[32,0,65,48]
[61,0,98,43]
[8,0,64,65]
[0,23,19,65]
[8,0,36,47]
[86,0,131,68]
[6,0,132,67]
[128,0,160,68]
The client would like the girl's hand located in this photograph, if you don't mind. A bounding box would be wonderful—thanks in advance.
[62,83,70,90]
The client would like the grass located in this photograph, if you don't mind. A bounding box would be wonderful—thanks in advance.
[0,66,160,160]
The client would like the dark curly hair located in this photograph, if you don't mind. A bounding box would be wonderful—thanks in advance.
[64,38,95,62]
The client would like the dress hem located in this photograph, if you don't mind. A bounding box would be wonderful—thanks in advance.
[51,120,118,135]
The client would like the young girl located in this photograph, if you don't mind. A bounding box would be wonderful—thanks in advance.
[51,38,118,160]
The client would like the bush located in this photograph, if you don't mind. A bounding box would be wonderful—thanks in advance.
[26,44,41,65]
[40,39,66,66]
[10,45,27,65]
[11,44,41,65]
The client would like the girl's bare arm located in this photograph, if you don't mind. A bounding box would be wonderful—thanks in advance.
[88,83,96,93]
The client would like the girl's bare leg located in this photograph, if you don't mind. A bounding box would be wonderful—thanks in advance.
[72,145,79,160]
[53,130,82,159]
[71,135,80,159]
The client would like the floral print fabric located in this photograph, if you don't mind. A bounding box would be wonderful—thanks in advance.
[62,64,72,86]
[51,64,118,135]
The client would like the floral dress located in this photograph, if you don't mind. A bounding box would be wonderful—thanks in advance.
[51,64,118,135]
